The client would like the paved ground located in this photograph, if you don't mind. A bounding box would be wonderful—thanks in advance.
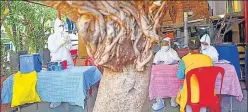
[153,82,247,112]
[1,82,247,112]
[150,90,247,112]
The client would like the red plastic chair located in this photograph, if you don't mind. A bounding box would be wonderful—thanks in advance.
[70,49,78,65]
[186,66,225,112]
[85,57,99,69]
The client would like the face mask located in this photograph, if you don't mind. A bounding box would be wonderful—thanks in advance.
[201,44,209,50]
[55,26,64,33]
[161,46,170,52]
[54,25,64,33]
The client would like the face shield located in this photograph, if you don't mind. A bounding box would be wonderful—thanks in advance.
[54,18,64,33]
[200,34,211,50]
[161,37,171,51]
[162,37,171,46]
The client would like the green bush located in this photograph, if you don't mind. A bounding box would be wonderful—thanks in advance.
[1,1,58,76]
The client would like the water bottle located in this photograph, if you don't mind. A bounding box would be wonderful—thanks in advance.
[57,62,62,71]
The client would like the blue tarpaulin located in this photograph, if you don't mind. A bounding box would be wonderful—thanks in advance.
[66,18,73,32]
[215,45,241,79]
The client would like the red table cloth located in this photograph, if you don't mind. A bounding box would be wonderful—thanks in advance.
[149,63,243,101]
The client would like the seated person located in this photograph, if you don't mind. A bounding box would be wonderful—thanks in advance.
[153,37,180,64]
[152,37,180,111]
[176,37,213,112]
[200,34,219,62]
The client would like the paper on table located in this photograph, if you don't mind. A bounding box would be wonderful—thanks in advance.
[156,60,179,65]
[215,60,230,64]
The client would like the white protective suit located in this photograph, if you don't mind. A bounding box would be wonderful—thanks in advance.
[152,37,180,110]
[200,34,219,62]
[153,38,181,64]
[48,18,74,67]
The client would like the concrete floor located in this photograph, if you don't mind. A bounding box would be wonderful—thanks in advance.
[150,90,247,112]
[2,83,247,112]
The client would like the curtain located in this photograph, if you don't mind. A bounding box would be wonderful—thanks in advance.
[226,0,243,13]
[66,18,73,33]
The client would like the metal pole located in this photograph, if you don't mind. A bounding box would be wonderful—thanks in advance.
[184,12,189,47]
[244,0,248,43]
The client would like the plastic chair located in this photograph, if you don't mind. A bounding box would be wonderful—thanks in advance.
[70,49,78,65]
[85,57,98,68]
[186,66,225,112]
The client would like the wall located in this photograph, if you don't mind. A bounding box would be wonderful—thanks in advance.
[162,1,209,27]
[232,24,240,43]
[78,38,88,57]
[208,1,227,16]
[182,1,209,20]
[162,1,183,27]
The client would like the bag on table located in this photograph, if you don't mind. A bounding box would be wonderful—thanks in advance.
[19,54,42,73]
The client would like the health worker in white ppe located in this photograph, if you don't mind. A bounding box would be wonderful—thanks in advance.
[48,18,74,67]
[153,37,181,64]
[152,37,180,111]
[200,34,219,62]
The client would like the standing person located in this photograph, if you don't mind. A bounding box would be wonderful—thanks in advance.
[47,18,74,67]
[176,37,213,112]
[152,37,181,111]
[200,34,219,62]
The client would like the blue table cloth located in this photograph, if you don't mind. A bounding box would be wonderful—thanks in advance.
[1,66,102,109]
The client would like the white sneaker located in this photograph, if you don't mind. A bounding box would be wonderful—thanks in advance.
[50,102,61,108]
[152,98,165,111]
[186,105,207,112]
[170,97,178,107]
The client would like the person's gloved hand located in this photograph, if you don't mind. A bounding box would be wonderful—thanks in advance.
[172,60,179,64]
[61,39,66,46]
[157,61,164,65]
[177,60,181,66]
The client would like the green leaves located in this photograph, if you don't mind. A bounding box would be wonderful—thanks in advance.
[1,1,58,75]
[1,1,57,53]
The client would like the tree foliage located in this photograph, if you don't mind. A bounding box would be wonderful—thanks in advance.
[1,1,58,75]
[1,1,58,53]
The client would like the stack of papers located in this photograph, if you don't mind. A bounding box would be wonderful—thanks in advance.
[215,60,230,64]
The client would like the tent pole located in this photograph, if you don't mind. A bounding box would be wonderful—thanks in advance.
[244,0,248,43]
